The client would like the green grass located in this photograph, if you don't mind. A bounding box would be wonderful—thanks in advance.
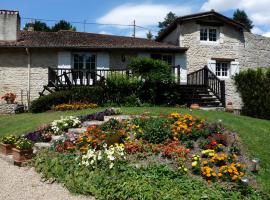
[0,106,270,194]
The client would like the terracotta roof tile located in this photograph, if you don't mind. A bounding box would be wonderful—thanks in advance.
[0,30,187,52]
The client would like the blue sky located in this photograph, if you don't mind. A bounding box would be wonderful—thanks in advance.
[1,0,269,38]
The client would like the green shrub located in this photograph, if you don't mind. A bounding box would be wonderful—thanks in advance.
[134,117,172,144]
[105,73,143,105]
[128,57,173,83]
[34,151,269,200]
[234,68,270,119]
[30,86,104,113]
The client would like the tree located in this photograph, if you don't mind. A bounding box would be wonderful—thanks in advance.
[24,21,51,32]
[51,20,76,32]
[146,31,153,39]
[233,9,254,32]
[158,12,177,36]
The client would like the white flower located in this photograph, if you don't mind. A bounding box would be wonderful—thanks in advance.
[109,163,114,169]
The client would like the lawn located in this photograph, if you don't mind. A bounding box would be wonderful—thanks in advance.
[0,107,269,194]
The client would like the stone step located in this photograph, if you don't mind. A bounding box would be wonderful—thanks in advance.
[104,115,140,122]
[82,120,105,127]
[68,127,87,134]
[51,135,65,142]
[33,142,51,154]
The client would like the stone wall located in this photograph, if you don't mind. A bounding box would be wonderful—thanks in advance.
[0,48,57,105]
[240,32,270,68]
[181,22,244,108]
[160,21,245,108]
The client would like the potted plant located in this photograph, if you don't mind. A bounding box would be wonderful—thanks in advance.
[226,102,234,113]
[12,138,33,162]
[190,103,200,109]
[1,92,16,104]
[0,135,17,155]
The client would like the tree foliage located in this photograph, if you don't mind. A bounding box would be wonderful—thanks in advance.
[158,12,177,37]
[233,9,254,32]
[146,31,154,39]
[24,21,51,32]
[128,57,172,83]
[51,20,77,32]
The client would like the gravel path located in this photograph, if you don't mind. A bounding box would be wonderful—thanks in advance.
[0,159,95,200]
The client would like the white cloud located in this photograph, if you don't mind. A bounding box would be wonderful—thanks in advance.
[97,3,192,27]
[252,27,264,35]
[99,31,112,35]
[263,32,270,37]
[201,0,270,25]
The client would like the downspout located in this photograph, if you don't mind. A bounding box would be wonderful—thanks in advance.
[26,48,31,109]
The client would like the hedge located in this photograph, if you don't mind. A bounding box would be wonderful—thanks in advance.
[30,87,105,113]
[234,68,270,119]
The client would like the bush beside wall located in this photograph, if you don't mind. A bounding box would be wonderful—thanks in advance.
[234,68,270,119]
[30,87,105,113]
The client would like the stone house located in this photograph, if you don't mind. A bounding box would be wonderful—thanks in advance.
[0,10,187,105]
[1,9,270,109]
[156,10,270,109]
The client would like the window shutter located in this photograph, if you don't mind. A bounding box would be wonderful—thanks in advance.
[175,53,187,84]
[96,52,110,69]
[230,61,240,76]
[207,60,216,74]
[58,51,71,69]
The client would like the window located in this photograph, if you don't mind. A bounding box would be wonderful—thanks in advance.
[209,29,217,41]
[73,53,96,70]
[200,27,218,42]
[216,62,229,77]
[151,54,173,65]
[200,28,208,41]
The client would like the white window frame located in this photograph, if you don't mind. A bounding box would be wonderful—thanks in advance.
[150,53,174,65]
[72,52,96,70]
[200,26,220,44]
[215,62,230,78]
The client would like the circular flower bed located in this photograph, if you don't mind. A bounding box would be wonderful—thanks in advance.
[33,112,268,199]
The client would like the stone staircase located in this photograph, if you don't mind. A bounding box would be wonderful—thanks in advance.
[179,85,223,107]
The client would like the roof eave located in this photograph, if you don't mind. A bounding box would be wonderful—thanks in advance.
[0,45,188,53]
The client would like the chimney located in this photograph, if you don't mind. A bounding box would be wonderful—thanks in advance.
[27,19,34,31]
[0,10,20,41]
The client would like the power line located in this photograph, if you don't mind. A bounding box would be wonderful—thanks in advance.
[21,17,159,36]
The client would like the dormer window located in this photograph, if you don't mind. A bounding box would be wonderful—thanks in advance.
[200,26,218,42]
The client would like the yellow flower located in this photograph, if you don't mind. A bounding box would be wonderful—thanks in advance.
[192,161,198,167]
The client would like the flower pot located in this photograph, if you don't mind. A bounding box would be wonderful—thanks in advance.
[226,103,234,113]
[6,99,14,104]
[0,143,15,155]
[12,148,33,162]
[190,103,200,109]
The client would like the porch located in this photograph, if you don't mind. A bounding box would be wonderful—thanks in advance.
[42,66,225,107]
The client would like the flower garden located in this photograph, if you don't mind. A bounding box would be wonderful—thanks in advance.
[0,109,268,199]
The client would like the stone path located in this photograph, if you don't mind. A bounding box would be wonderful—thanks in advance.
[0,159,95,200]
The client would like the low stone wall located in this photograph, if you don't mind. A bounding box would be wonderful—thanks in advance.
[0,103,24,114]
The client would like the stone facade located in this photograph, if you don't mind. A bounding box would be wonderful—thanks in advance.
[160,20,270,109]
[240,32,270,69]
[0,48,57,105]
